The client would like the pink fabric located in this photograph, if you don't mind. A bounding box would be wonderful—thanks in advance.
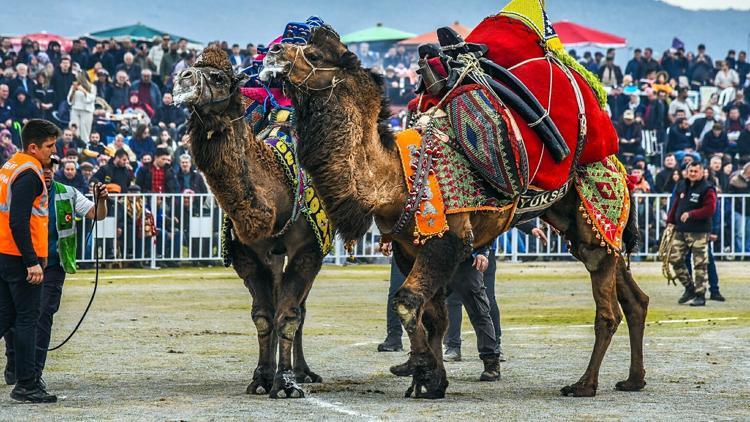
[240,87,292,107]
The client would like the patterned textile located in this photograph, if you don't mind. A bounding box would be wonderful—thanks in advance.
[395,121,510,242]
[445,85,528,199]
[573,155,630,251]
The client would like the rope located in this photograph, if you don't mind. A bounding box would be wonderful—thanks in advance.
[658,224,678,286]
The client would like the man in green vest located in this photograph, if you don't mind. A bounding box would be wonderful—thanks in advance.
[4,156,108,388]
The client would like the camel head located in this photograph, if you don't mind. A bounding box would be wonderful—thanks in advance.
[173,46,248,113]
[260,25,361,92]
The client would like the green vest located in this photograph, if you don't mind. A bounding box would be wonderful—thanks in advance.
[52,181,79,274]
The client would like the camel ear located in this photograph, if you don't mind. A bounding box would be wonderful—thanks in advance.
[339,51,360,70]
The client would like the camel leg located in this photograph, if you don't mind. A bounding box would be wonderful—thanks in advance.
[233,245,278,395]
[393,232,469,399]
[614,258,649,392]
[422,287,448,378]
[270,246,322,399]
[561,247,621,397]
[293,298,323,383]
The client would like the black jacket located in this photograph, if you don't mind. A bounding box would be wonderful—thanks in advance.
[50,68,75,108]
[665,125,695,153]
[93,162,134,193]
[152,104,186,127]
[176,169,208,193]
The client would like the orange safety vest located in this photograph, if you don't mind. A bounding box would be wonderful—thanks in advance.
[0,152,49,259]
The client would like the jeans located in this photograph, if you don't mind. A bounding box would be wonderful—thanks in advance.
[385,261,406,339]
[733,212,750,253]
[0,254,43,386]
[5,264,66,377]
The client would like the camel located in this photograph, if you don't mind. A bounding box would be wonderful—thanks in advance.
[260,26,650,399]
[172,46,325,399]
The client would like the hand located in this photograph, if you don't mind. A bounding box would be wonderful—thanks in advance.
[531,227,548,245]
[709,234,718,242]
[379,241,392,257]
[473,255,489,273]
[26,264,43,284]
[94,182,109,201]
[680,212,690,223]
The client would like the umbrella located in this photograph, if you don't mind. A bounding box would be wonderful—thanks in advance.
[9,32,73,52]
[551,21,626,48]
[341,23,415,44]
[88,23,200,45]
[398,22,472,46]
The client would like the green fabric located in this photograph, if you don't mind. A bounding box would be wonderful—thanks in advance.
[52,181,78,274]
[89,23,200,44]
[340,25,415,43]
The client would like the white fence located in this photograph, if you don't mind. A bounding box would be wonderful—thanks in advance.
[75,193,750,266]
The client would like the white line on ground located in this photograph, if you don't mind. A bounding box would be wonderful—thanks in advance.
[305,397,377,420]
[66,272,231,281]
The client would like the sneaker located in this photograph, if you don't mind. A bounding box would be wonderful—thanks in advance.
[4,361,15,385]
[678,286,696,304]
[480,355,501,381]
[377,336,403,352]
[689,294,706,307]
[709,292,726,302]
[443,346,461,362]
[10,382,57,403]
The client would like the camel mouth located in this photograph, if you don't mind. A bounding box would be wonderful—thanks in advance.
[259,54,290,82]
[173,68,203,106]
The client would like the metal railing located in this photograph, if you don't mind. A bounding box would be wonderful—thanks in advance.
[75,193,750,265]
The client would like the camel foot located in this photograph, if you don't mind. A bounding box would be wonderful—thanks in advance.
[404,355,448,399]
[246,366,274,395]
[270,370,305,399]
[560,382,597,397]
[615,378,646,392]
[294,366,323,384]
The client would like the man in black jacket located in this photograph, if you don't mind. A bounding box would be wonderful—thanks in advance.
[666,118,695,154]
[666,161,717,306]
[152,92,186,131]
[49,57,74,109]
[176,154,207,193]
[92,149,134,193]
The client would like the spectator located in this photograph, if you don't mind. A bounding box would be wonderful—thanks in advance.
[176,154,207,193]
[79,161,95,186]
[134,43,155,74]
[116,52,141,83]
[699,122,729,156]
[9,63,35,95]
[624,49,643,80]
[722,91,749,120]
[152,92,185,130]
[713,61,739,91]
[736,51,749,88]
[0,84,13,129]
[123,91,154,119]
[81,131,106,165]
[0,129,17,165]
[737,120,750,163]
[607,85,629,121]
[725,49,737,69]
[109,133,137,163]
[107,70,131,111]
[668,87,694,121]
[580,51,598,73]
[727,162,750,253]
[10,88,38,123]
[651,71,673,96]
[641,47,660,75]
[89,42,115,76]
[135,147,178,193]
[93,148,134,193]
[69,38,90,68]
[131,69,161,111]
[155,129,176,154]
[616,110,644,164]
[159,42,180,84]
[724,107,745,142]
[691,107,718,146]
[32,72,55,120]
[67,70,97,143]
[666,117,695,153]
[54,161,88,192]
[655,153,680,193]
[50,56,74,108]
[597,56,623,88]
[171,53,195,80]
[229,44,245,69]
[708,154,729,192]
[94,69,112,101]
[630,167,651,193]
[129,124,156,160]
[357,43,379,68]
[688,44,713,88]
[148,35,171,71]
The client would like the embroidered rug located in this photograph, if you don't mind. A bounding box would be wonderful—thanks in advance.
[573,155,630,251]
[445,85,529,199]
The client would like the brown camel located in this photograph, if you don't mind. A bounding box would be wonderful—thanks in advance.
[262,26,649,399]
[172,46,324,399]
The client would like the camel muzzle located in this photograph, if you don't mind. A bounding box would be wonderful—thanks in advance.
[173,68,202,106]
[260,49,290,82]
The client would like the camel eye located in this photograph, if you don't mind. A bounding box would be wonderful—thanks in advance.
[210,72,227,84]
[307,50,322,63]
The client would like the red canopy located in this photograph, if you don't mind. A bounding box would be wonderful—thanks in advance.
[9,32,73,53]
[398,22,472,46]
[551,21,626,48]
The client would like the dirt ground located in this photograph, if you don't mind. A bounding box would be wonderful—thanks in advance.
[0,261,748,421]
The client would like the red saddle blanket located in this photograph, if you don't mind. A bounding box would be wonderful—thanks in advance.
[463,15,618,191]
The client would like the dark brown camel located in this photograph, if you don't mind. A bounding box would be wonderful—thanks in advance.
[172,46,323,399]
[262,26,649,399]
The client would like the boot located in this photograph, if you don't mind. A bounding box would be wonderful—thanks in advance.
[709,291,726,302]
[377,334,403,352]
[443,346,461,362]
[389,360,413,377]
[10,380,57,403]
[480,355,501,381]
[678,285,696,304]
[689,293,706,307]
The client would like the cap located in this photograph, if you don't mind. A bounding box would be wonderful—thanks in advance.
[79,162,94,170]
